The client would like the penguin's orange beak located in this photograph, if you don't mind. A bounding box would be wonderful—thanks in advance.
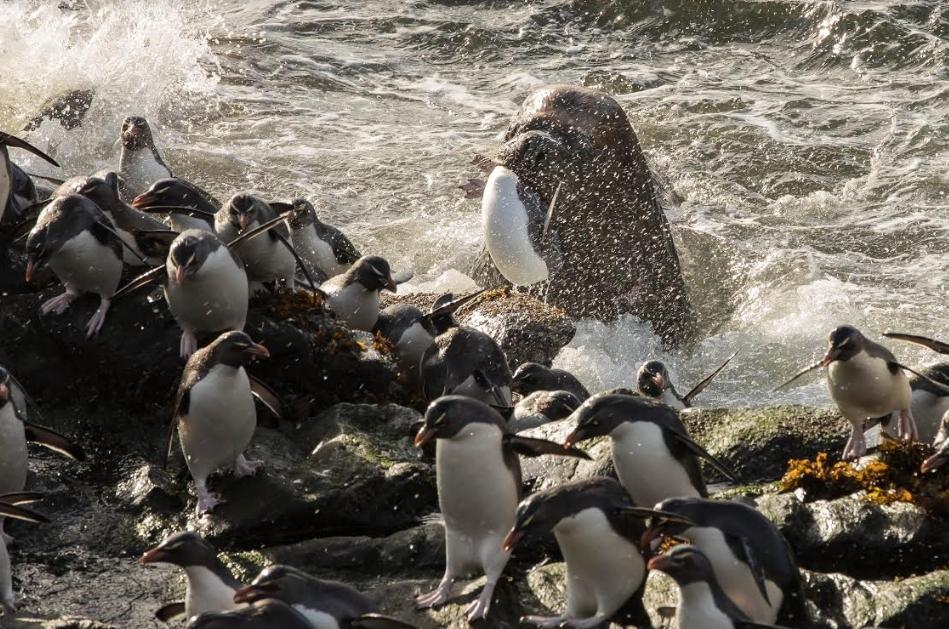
[821,347,843,367]
[501,528,524,552]
[24,258,41,283]
[414,425,437,448]
[0,383,9,403]
[562,427,584,449]
[238,213,252,231]
[386,276,398,292]
[174,265,187,285]
[139,547,165,565]
[647,555,670,572]
[249,343,270,359]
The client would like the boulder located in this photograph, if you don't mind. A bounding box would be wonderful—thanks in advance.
[756,492,949,579]
[389,288,575,368]
[681,405,850,483]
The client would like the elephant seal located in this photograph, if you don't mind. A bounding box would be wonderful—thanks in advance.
[470,85,695,345]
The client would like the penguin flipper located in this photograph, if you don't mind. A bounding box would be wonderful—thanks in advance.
[504,434,592,460]
[882,331,949,355]
[94,218,148,265]
[0,492,44,505]
[270,228,324,295]
[0,131,60,167]
[349,614,418,629]
[683,350,738,406]
[0,501,49,524]
[155,601,186,623]
[114,265,168,300]
[23,422,86,461]
[667,430,739,482]
[165,388,190,468]
[890,361,949,394]
[331,230,362,266]
[249,376,284,420]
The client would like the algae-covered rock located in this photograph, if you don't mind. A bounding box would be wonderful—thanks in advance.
[516,419,613,493]
[682,405,849,483]
[756,492,949,579]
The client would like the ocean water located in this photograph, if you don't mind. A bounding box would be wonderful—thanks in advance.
[2,0,947,407]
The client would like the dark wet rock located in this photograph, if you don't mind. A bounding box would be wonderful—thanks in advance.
[0,288,398,418]
[138,404,437,549]
[756,492,949,579]
[682,405,849,483]
[264,522,445,575]
[114,463,184,513]
[25,88,95,131]
[387,288,575,368]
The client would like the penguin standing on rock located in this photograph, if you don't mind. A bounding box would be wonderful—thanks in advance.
[169,331,270,515]
[512,362,589,402]
[283,198,361,282]
[0,493,49,617]
[0,365,84,543]
[649,545,784,629]
[1,131,60,225]
[502,477,652,628]
[562,393,737,508]
[322,256,411,332]
[635,497,809,626]
[140,531,244,622]
[133,177,219,232]
[882,331,949,443]
[413,396,590,622]
[215,193,298,291]
[25,194,125,337]
[233,564,416,628]
[118,116,172,199]
[776,326,924,460]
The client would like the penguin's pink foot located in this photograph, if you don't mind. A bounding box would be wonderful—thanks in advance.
[415,577,453,609]
[41,289,78,315]
[233,454,264,478]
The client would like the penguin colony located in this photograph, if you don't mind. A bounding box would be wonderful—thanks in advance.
[0,116,947,629]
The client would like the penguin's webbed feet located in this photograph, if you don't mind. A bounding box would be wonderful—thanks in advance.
[85,297,111,337]
[558,615,608,628]
[233,454,264,478]
[40,289,78,315]
[194,486,223,515]
[465,582,496,623]
[415,577,453,610]
[898,409,918,443]
[180,332,198,358]
[842,426,867,461]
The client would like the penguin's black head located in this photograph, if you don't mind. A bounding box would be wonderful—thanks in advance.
[169,230,220,284]
[511,362,556,395]
[524,390,581,422]
[287,198,317,230]
[822,325,864,366]
[350,255,397,293]
[121,116,154,149]
[77,172,122,211]
[133,178,198,209]
[562,392,634,448]
[233,565,311,606]
[414,395,505,448]
[648,544,716,586]
[25,195,98,283]
[209,331,270,368]
[225,193,271,231]
[636,497,702,555]
[139,531,218,568]
[637,360,671,398]
[427,292,459,335]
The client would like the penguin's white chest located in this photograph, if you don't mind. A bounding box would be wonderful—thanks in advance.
[554,508,645,618]
[911,389,949,443]
[294,605,340,629]
[827,353,910,419]
[395,321,434,369]
[167,214,213,234]
[687,526,782,624]
[184,566,241,618]
[481,166,548,286]
[230,222,295,285]
[436,425,518,535]
[0,405,27,496]
[166,247,249,334]
[179,365,256,478]
[323,281,380,332]
[120,147,170,198]
[293,226,344,277]
[677,582,735,629]
[102,210,146,266]
[610,422,700,508]
[49,230,123,296]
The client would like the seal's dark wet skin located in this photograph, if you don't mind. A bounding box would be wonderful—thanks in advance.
[472,86,696,345]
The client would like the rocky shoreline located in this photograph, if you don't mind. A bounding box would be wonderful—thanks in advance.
[1,287,946,629]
